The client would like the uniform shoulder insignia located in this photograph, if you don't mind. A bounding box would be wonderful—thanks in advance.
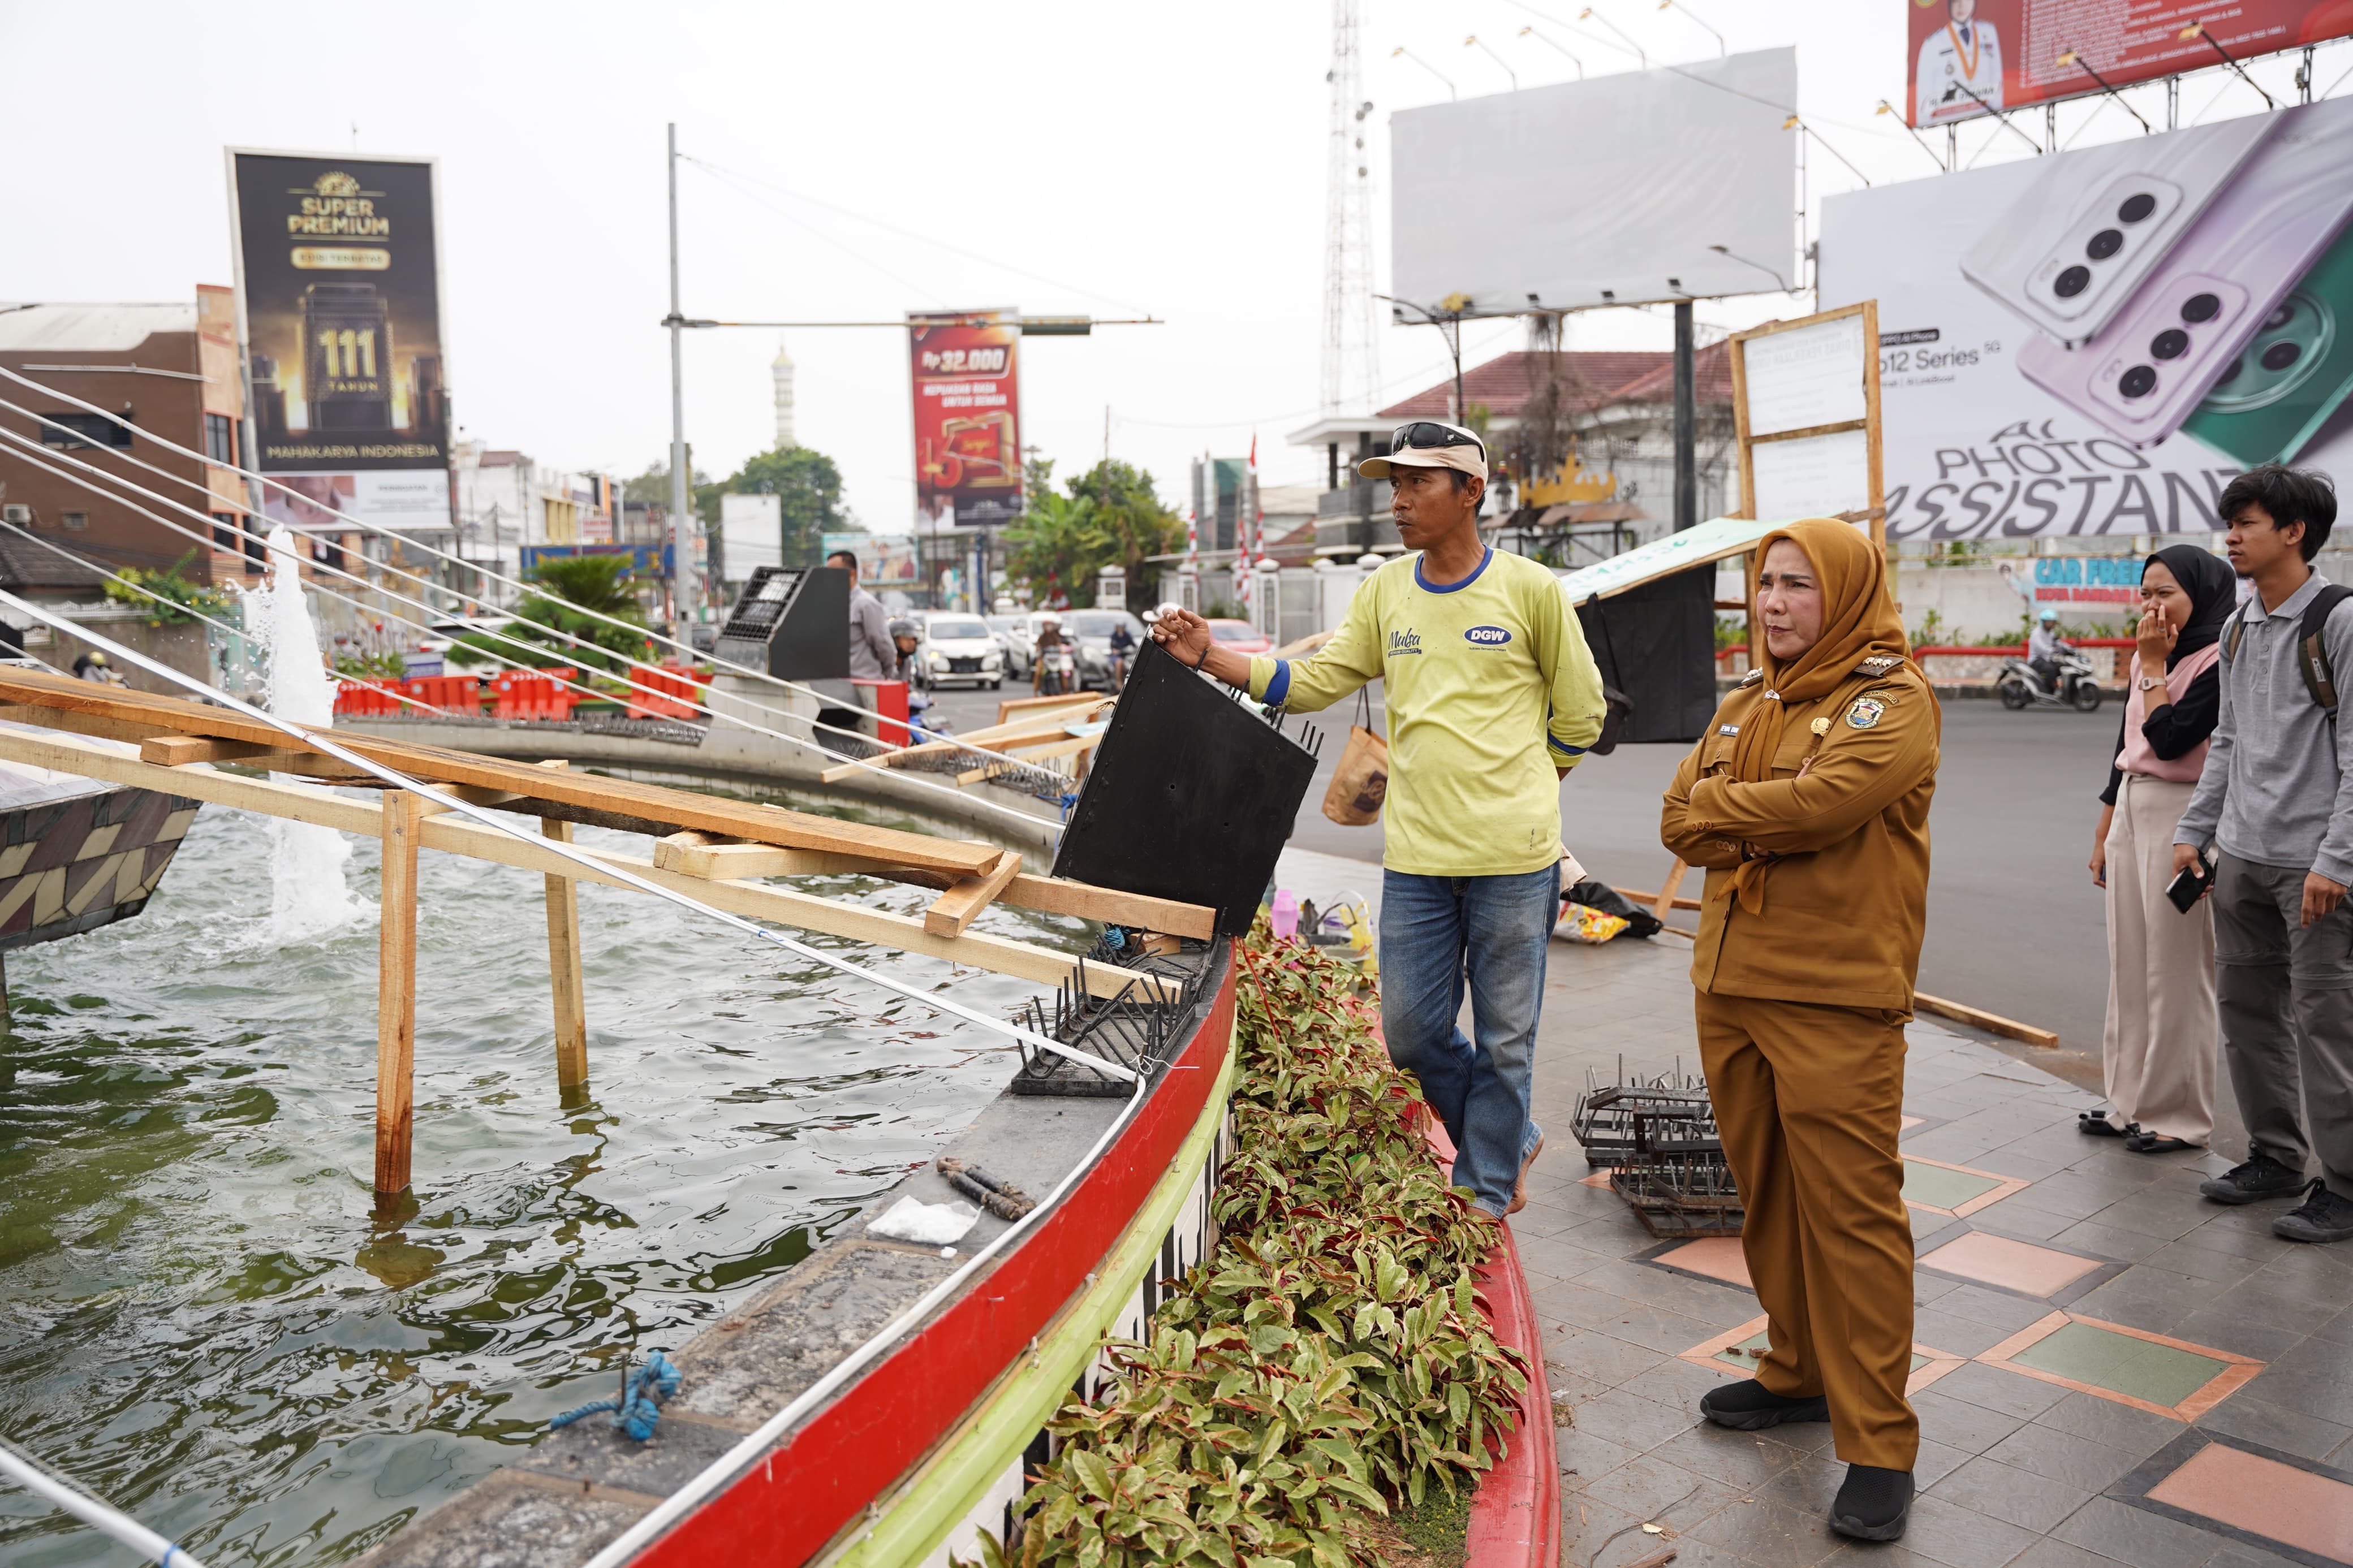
[1854,654,1906,676]
[1738,668,1766,687]
[1845,694,1890,730]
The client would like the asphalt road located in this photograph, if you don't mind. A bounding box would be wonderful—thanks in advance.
[923,679,2130,1093]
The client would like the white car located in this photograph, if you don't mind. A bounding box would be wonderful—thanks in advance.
[917,614,1005,690]
[988,614,1032,678]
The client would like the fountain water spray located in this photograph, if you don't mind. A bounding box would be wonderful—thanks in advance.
[244,525,364,941]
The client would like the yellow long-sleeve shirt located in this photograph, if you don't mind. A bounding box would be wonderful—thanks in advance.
[1246,548,1606,876]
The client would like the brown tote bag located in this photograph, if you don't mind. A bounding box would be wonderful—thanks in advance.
[1320,689,1389,826]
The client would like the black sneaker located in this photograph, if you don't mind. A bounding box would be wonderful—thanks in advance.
[2200,1153,2305,1205]
[1830,1465,1913,1541]
[2274,1180,2353,1243]
[1699,1378,1829,1431]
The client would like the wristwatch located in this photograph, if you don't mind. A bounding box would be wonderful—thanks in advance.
[2139,675,2164,692]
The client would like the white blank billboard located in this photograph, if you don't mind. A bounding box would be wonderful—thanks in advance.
[720,492,782,580]
[1391,49,1798,315]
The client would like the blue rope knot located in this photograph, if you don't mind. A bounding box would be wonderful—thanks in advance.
[549,1349,682,1442]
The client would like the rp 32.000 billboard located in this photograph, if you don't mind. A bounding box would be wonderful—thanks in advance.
[1820,98,2353,542]
[910,310,1022,527]
[227,150,450,477]
[1908,0,2353,127]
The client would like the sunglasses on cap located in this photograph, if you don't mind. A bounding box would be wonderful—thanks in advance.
[1390,421,1486,459]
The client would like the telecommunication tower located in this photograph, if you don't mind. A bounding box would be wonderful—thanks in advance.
[1321,0,1381,414]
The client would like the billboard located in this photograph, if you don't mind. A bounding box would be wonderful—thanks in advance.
[1908,1,2353,127]
[910,310,1023,525]
[1390,50,1797,314]
[821,532,919,586]
[721,493,782,581]
[1820,98,2353,543]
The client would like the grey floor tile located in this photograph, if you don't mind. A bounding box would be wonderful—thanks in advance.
[1619,1353,1740,1416]
[1928,1454,2093,1534]
[1688,1494,1847,1568]
[1572,1384,1703,1455]
[1576,1449,1744,1528]
[1913,1307,2026,1360]
[2197,1273,2350,1338]
[1557,1423,1642,1486]
[1560,1491,1659,1568]
[2164,1308,2312,1363]
[2051,1495,2227,1568]
[2044,1221,2174,1267]
[2203,1545,2313,1568]
[1898,1491,2044,1568]
[1545,1326,1677,1388]
[1650,1423,1809,1488]
[2084,1191,2217,1243]
[1911,1388,2031,1456]
[1585,1298,1736,1357]
[1981,1421,2144,1492]
[1966,1204,2078,1245]
[1913,1436,1974,1491]
[1751,1448,1848,1516]
[1928,1363,2071,1422]
[2195,1388,2353,1462]
[2134,1239,2272,1288]
[1929,1285,2059,1334]
[2005,1540,2136,1568]
[2062,1268,2197,1334]
[2029,1392,2186,1461]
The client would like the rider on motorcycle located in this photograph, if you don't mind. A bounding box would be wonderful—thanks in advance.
[1107,618,1136,690]
[2028,607,2067,694]
[1033,614,1068,696]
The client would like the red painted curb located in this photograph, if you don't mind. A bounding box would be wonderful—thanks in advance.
[1423,1121,1562,1568]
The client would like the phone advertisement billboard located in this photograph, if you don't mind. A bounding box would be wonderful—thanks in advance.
[1908,1,2353,127]
[910,310,1022,526]
[227,150,450,487]
[1818,99,2353,542]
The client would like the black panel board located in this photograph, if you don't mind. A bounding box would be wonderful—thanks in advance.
[1573,562,1717,745]
[1051,639,1316,936]
[711,565,850,680]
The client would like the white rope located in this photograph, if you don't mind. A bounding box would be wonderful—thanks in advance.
[0,588,1135,1082]
[0,1437,207,1568]
[0,392,1061,784]
[0,423,1067,832]
[0,369,979,737]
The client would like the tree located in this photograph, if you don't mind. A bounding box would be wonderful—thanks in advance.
[712,446,857,570]
[446,554,653,673]
[1001,457,1183,611]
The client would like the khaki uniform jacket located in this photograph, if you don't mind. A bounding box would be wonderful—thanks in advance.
[1660,656,1939,1011]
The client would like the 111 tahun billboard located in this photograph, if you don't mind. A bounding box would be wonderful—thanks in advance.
[226,149,452,531]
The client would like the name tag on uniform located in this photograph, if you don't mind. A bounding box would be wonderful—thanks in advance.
[1718,724,1739,736]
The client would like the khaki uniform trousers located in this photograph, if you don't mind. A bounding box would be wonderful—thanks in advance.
[1696,990,1919,1471]
[2100,774,2218,1143]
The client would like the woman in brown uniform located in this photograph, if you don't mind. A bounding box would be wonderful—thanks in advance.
[1660,517,1940,1542]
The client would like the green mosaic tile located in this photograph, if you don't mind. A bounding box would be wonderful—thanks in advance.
[1901,1158,2006,1211]
[2010,1321,2229,1409]
[1711,1332,1924,1373]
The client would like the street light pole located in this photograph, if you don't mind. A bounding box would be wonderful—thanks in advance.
[665,123,698,633]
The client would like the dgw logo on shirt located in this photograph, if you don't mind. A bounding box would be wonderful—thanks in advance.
[1464,625,1512,647]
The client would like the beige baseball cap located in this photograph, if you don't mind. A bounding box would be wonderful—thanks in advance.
[1358,420,1488,483]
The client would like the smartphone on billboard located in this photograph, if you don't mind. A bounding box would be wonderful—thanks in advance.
[2015,99,2353,448]
[2181,224,2353,468]
[1960,114,2277,349]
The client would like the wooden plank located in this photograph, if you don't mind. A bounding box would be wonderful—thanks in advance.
[996,692,1102,727]
[376,789,425,1200]
[1615,884,1703,913]
[140,735,277,767]
[0,727,386,833]
[1915,992,2058,1050]
[0,668,999,876]
[1652,860,1690,924]
[1746,417,1869,446]
[924,852,1022,939]
[1001,733,1101,763]
[545,816,588,1091]
[0,703,177,745]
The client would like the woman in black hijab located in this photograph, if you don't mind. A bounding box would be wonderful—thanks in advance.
[2085,544,2240,1152]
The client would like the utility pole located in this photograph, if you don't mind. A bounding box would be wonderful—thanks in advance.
[1673,301,1696,533]
[665,123,699,634]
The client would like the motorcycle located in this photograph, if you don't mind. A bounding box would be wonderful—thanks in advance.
[1037,643,1076,697]
[1997,646,2104,712]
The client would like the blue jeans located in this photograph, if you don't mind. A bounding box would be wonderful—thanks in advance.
[1380,864,1559,1215]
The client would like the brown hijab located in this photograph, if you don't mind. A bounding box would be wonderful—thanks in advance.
[1721,518,1911,912]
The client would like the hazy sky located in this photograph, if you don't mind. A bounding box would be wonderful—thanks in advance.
[3,2,2334,525]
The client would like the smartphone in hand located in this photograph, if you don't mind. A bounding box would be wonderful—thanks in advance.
[2166,858,2214,913]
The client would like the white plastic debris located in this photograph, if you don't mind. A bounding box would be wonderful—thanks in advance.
[867,1196,980,1245]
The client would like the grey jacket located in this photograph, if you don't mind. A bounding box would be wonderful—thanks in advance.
[847,588,895,680]
[2174,571,2353,885]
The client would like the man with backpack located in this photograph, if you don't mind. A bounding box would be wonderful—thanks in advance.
[2172,464,2353,1244]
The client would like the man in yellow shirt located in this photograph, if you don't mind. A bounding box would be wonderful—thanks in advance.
[1150,420,1606,1215]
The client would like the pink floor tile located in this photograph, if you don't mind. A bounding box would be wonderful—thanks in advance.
[1917,1230,2102,1297]
[1655,1237,1751,1289]
[2148,1442,2353,1563]
[1899,1115,1924,1131]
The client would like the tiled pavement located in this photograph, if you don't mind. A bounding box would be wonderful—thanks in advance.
[1517,932,2353,1568]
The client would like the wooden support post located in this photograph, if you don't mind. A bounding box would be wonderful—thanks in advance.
[1652,859,1690,925]
[375,789,425,1203]
[544,818,588,1094]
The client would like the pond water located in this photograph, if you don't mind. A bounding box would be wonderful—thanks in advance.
[0,794,1071,1565]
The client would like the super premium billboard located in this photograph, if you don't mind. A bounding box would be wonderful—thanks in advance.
[1819,97,2353,541]
[910,310,1022,526]
[228,151,450,479]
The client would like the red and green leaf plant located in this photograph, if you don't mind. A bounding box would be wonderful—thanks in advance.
[974,926,1529,1568]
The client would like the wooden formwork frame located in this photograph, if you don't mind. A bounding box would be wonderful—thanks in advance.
[0,670,1213,1202]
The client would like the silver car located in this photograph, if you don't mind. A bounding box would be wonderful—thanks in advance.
[917,614,1006,690]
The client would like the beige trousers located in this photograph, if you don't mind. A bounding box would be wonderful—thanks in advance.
[2101,773,2218,1143]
